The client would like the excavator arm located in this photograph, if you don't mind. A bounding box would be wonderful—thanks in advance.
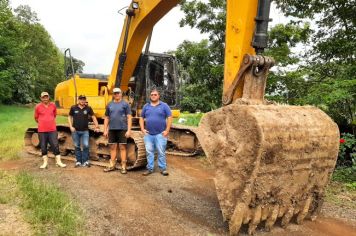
[108,0,272,102]
[107,0,181,92]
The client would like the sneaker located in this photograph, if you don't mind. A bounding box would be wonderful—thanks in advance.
[142,170,153,176]
[82,161,91,168]
[160,170,169,176]
[120,168,127,174]
[75,162,81,168]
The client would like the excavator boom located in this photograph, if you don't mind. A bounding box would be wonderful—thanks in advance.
[108,0,266,102]
[108,0,181,92]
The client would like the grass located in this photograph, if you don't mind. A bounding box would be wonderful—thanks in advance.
[0,170,18,204]
[0,105,67,161]
[0,170,84,235]
[0,105,82,234]
[332,166,356,191]
[326,167,356,208]
[16,172,84,235]
[173,112,203,127]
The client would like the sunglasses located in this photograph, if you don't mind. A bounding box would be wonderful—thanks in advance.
[114,92,121,94]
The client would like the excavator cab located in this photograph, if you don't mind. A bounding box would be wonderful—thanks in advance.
[129,53,180,117]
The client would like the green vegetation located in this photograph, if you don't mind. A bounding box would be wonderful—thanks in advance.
[0,1,83,104]
[178,0,355,134]
[0,105,36,160]
[332,167,356,191]
[0,170,84,235]
[326,167,356,208]
[338,133,356,167]
[0,105,67,161]
[0,107,77,234]
[0,170,18,204]
[16,172,84,235]
[173,112,203,126]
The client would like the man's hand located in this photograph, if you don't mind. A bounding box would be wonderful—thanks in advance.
[141,129,148,135]
[125,130,131,138]
[70,126,76,132]
[103,130,108,138]
[94,127,100,132]
[162,130,169,137]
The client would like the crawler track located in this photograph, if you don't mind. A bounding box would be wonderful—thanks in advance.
[24,124,201,169]
[24,125,147,169]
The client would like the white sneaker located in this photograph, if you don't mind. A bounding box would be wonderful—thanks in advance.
[82,161,90,167]
[75,162,81,168]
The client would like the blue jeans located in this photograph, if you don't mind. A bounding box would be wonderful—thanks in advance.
[72,131,89,164]
[144,133,167,171]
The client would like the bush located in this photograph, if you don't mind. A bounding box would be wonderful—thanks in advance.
[338,133,356,167]
[332,167,356,191]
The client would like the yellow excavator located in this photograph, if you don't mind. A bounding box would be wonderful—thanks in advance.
[25,0,340,234]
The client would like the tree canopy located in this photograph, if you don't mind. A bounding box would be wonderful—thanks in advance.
[178,0,355,133]
[0,0,65,103]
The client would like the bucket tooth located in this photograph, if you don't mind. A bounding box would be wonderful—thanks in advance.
[281,207,294,228]
[248,206,262,235]
[310,196,324,221]
[278,205,287,218]
[243,211,252,225]
[229,202,247,236]
[297,197,312,224]
[265,205,279,231]
[261,206,269,221]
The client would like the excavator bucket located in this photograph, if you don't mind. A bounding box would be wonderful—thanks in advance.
[196,101,339,235]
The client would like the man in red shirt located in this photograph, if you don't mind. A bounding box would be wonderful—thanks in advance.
[34,92,66,169]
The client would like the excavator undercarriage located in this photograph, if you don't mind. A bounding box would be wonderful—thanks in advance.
[24,124,200,170]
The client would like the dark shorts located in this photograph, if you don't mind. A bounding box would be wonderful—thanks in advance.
[38,131,60,156]
[108,130,127,144]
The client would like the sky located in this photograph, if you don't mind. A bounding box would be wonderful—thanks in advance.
[10,0,287,74]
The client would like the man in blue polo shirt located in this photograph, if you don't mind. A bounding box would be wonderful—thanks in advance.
[139,88,172,176]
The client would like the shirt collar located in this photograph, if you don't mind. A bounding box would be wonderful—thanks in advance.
[41,102,52,107]
[150,101,161,106]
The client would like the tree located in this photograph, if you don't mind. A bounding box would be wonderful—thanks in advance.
[178,0,311,112]
[274,0,356,133]
[0,1,67,103]
[175,40,223,112]
[65,56,85,76]
[179,0,225,64]
[264,22,312,104]
[179,0,355,133]
[0,0,19,102]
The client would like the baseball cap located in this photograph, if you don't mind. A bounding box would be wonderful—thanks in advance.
[78,95,86,100]
[113,88,121,93]
[40,92,49,97]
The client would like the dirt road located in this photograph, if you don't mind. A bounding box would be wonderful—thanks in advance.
[1,155,355,236]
